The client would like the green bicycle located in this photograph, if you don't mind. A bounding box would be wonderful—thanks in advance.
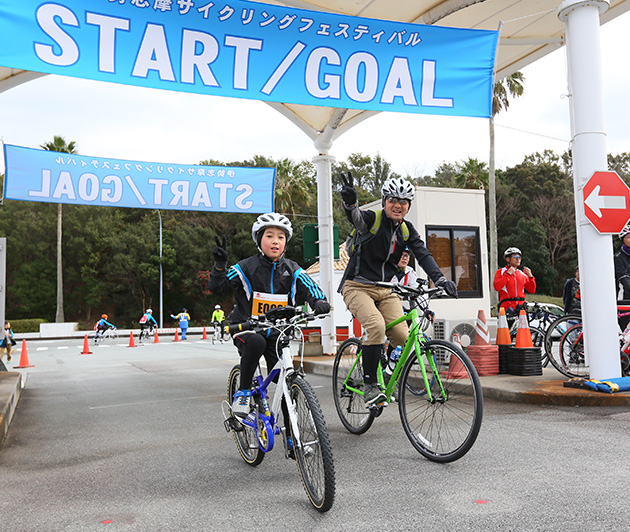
[332,281,483,463]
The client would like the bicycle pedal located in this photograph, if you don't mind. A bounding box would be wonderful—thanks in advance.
[224,416,244,432]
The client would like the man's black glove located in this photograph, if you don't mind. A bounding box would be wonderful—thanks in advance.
[340,172,357,206]
[436,277,458,298]
[313,300,331,315]
[212,236,228,269]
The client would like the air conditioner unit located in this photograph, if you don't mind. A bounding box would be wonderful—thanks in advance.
[433,319,476,348]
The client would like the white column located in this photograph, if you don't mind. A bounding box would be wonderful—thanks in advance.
[312,153,336,355]
[558,0,620,378]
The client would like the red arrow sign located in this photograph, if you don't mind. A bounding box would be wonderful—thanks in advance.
[583,171,630,234]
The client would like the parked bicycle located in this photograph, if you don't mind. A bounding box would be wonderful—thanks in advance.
[333,281,483,463]
[544,304,630,378]
[222,306,335,512]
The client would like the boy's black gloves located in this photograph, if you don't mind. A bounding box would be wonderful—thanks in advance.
[340,172,357,206]
[212,236,228,269]
[436,277,458,298]
[313,300,331,315]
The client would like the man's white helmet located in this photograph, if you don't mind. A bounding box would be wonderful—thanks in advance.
[381,177,415,201]
[251,213,293,245]
[620,222,630,240]
[146,309,152,314]
[504,247,522,258]
[215,304,221,309]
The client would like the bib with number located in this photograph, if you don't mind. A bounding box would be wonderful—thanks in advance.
[251,292,288,317]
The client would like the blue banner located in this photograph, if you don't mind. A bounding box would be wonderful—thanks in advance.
[3,144,275,213]
[0,0,498,118]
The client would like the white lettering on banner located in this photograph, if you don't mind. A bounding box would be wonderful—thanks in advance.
[124,175,147,205]
[85,13,130,73]
[191,182,212,208]
[35,5,79,66]
[421,60,453,108]
[78,173,99,201]
[170,181,190,206]
[53,171,77,200]
[215,183,233,209]
[132,23,176,81]
[149,178,169,203]
[181,29,219,85]
[224,36,263,90]
[102,175,123,203]
[31,5,458,111]
[29,170,51,197]
[235,184,254,209]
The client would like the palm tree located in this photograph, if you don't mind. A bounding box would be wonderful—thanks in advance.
[40,135,78,323]
[454,158,488,190]
[489,72,524,307]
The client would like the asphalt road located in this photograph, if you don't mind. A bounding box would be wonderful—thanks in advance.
[1,336,630,531]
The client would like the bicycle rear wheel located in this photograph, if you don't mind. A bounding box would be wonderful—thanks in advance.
[227,365,264,466]
[558,324,589,378]
[399,340,483,463]
[332,338,375,435]
[289,376,335,513]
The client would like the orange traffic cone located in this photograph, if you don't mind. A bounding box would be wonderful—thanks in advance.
[202,327,207,340]
[128,331,137,348]
[174,329,180,342]
[154,330,160,343]
[81,334,92,355]
[515,310,534,348]
[15,339,34,368]
[496,307,512,346]
[473,309,491,346]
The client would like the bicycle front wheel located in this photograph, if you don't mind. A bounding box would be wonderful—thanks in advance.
[332,338,375,435]
[399,340,483,463]
[227,365,264,466]
[289,376,335,513]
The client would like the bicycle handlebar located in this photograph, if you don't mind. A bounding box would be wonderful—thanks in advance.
[374,281,445,300]
[224,306,319,336]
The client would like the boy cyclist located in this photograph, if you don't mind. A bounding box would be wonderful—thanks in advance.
[94,314,115,343]
[209,213,330,417]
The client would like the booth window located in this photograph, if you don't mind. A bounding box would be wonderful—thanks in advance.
[426,226,482,298]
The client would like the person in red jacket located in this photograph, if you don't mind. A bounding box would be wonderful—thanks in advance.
[494,247,536,316]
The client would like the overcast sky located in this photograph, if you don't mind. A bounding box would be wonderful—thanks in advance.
[1,10,629,179]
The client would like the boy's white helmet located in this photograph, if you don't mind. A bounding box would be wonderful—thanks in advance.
[251,213,293,244]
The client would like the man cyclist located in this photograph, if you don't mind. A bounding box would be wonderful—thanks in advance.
[338,173,458,406]
[211,304,226,341]
[494,247,536,316]
[139,309,158,338]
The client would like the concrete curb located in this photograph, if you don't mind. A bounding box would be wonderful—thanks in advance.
[0,372,23,449]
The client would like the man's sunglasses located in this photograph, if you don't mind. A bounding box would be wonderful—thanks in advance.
[511,254,521,259]
[386,197,410,206]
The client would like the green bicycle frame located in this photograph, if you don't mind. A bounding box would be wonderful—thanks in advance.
[344,305,447,403]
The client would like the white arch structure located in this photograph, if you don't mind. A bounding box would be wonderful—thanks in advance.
[1,1,629,374]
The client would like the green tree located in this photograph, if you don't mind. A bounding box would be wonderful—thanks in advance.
[40,135,78,323]
[454,158,488,190]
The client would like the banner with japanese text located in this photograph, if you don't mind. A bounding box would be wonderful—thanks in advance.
[3,144,275,213]
[0,0,498,118]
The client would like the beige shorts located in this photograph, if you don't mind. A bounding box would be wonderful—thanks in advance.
[342,280,408,347]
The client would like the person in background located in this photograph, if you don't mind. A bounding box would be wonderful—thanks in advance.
[494,247,536,316]
[171,309,191,340]
[211,304,226,341]
[94,314,116,343]
[139,308,158,335]
[563,266,581,315]
[0,321,16,363]
[391,248,419,289]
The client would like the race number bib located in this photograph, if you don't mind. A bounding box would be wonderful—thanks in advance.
[252,292,288,317]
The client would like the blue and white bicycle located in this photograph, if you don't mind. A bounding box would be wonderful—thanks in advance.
[221,306,335,512]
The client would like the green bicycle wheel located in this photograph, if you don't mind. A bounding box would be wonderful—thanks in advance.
[399,340,483,463]
[227,365,264,466]
[332,338,375,435]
